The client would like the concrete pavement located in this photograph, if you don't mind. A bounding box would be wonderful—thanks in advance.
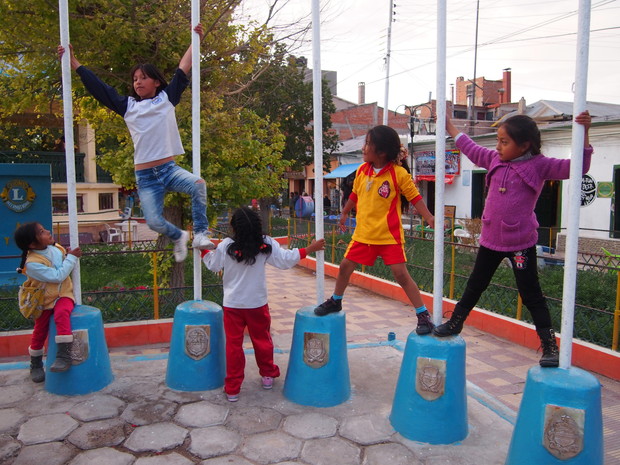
[0,263,618,464]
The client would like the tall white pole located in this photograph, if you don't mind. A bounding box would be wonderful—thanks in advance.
[58,0,81,304]
[311,0,325,303]
[559,0,591,369]
[383,0,394,125]
[191,0,202,300]
[433,0,447,325]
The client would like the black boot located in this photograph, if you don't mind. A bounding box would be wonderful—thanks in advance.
[50,342,73,373]
[537,328,559,367]
[433,305,470,337]
[30,355,45,383]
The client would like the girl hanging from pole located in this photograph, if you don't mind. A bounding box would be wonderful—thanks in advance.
[434,111,593,367]
[58,23,213,262]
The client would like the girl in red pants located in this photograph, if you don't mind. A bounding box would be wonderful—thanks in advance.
[15,223,81,382]
[202,207,324,401]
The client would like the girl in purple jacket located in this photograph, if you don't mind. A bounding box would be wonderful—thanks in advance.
[434,111,593,368]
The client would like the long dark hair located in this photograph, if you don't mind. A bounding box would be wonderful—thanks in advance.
[226,207,272,265]
[499,114,541,154]
[366,125,412,211]
[366,125,411,172]
[129,63,168,100]
[14,222,39,273]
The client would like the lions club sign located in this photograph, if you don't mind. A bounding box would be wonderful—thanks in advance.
[1,179,36,213]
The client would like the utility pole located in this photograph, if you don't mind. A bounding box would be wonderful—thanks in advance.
[383,0,394,125]
[469,0,480,136]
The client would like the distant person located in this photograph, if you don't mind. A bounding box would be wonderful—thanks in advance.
[58,23,213,262]
[15,222,82,382]
[292,192,300,217]
[323,194,332,213]
[314,125,436,336]
[202,207,325,402]
[434,111,594,368]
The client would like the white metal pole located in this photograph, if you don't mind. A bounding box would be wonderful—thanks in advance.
[383,0,394,125]
[311,0,325,304]
[58,0,81,304]
[559,0,591,369]
[191,1,202,301]
[432,0,447,326]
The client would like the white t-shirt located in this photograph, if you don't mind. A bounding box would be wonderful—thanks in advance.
[202,236,303,309]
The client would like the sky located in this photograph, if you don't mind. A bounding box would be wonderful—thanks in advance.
[238,0,620,111]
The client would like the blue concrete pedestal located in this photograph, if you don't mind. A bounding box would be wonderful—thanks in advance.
[390,332,468,444]
[505,366,603,464]
[165,300,225,391]
[45,305,113,395]
[283,307,350,407]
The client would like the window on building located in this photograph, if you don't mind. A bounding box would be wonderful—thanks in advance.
[52,195,84,213]
[99,193,114,210]
[453,110,467,119]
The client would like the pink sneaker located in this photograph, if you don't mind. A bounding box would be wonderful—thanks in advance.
[226,393,239,402]
[261,376,274,390]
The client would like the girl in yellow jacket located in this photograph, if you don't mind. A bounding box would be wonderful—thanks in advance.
[15,222,82,382]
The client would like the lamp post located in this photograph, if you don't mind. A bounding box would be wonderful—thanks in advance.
[394,103,436,173]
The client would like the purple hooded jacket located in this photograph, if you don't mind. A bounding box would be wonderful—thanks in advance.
[455,134,593,252]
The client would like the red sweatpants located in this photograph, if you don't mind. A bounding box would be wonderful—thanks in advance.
[223,304,280,395]
[30,297,74,351]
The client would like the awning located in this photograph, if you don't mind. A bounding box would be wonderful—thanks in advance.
[324,163,362,179]
[415,175,456,184]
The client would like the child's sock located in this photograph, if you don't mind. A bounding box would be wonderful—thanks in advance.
[415,305,427,314]
[332,294,343,301]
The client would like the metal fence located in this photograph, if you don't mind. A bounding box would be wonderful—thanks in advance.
[1,215,618,352]
[288,218,619,352]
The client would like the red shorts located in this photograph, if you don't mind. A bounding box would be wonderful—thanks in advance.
[344,241,407,266]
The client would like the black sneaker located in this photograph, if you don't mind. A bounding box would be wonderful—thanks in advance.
[416,310,435,335]
[433,312,467,337]
[314,297,342,316]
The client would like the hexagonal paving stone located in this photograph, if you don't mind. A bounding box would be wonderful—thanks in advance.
[241,431,302,464]
[67,418,126,449]
[301,437,361,465]
[121,399,178,426]
[189,426,241,459]
[0,384,33,408]
[283,412,338,439]
[0,434,21,463]
[339,413,394,445]
[134,452,195,465]
[13,442,74,465]
[68,394,126,422]
[362,443,420,465]
[0,408,26,434]
[17,413,78,445]
[67,446,135,465]
[227,406,282,435]
[124,422,188,453]
[175,401,229,427]
[199,457,255,465]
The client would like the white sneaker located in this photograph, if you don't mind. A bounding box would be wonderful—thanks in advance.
[192,231,215,250]
[173,230,189,262]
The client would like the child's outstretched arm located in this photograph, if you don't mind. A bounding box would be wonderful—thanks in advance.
[446,114,460,139]
[339,197,356,232]
[574,110,592,149]
[412,198,435,230]
[305,239,325,255]
[178,23,205,75]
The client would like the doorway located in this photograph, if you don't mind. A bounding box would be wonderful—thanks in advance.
[471,171,487,218]
[534,180,561,248]
[613,166,620,238]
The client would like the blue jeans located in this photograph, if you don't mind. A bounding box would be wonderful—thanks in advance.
[135,161,208,241]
